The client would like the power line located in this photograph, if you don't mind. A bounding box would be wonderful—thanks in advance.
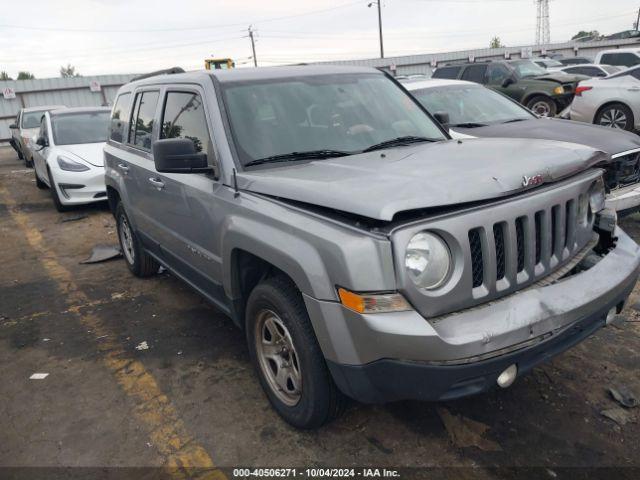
[0,1,363,33]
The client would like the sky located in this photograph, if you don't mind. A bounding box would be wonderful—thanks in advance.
[1,0,639,79]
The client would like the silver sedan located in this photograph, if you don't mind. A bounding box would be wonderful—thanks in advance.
[568,66,640,131]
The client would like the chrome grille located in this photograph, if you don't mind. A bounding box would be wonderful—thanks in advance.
[393,169,602,319]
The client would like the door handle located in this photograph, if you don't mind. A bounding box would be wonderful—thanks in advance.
[148,177,165,190]
[117,163,130,174]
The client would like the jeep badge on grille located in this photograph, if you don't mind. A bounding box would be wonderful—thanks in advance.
[522,174,544,188]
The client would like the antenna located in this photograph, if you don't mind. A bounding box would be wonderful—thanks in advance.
[535,0,550,45]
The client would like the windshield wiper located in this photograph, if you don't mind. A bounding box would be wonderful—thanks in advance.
[362,136,437,153]
[501,118,528,124]
[244,149,352,167]
[451,122,488,128]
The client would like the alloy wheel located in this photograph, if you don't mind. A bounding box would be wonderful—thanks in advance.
[531,101,552,117]
[254,309,302,406]
[599,108,628,129]
[118,215,135,265]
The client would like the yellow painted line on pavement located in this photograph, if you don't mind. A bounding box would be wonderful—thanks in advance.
[0,185,226,480]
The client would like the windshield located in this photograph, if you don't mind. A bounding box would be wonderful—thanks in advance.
[511,61,548,78]
[21,111,46,129]
[411,85,533,126]
[220,73,446,166]
[51,112,110,145]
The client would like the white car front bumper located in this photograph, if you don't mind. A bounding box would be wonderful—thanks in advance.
[50,164,106,206]
[606,183,640,213]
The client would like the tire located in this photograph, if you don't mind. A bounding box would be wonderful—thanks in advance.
[25,156,33,168]
[35,168,47,189]
[115,202,159,277]
[526,95,557,117]
[16,146,24,160]
[594,103,634,131]
[245,274,346,429]
[47,167,70,212]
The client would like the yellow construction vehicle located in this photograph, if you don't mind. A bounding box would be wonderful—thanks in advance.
[204,58,235,70]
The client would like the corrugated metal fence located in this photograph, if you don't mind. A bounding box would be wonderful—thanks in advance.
[313,37,640,77]
[0,74,136,142]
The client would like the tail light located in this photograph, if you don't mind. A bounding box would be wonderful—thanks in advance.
[575,85,593,96]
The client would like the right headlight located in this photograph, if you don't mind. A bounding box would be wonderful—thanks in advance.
[405,232,451,290]
[589,176,606,213]
[57,155,89,172]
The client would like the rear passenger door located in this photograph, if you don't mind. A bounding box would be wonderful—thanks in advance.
[460,64,488,85]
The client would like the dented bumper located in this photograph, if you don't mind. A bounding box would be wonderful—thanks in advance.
[304,227,640,403]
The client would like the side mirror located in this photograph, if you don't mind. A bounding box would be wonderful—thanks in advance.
[9,123,17,129]
[36,136,48,148]
[152,138,213,174]
[501,76,515,88]
[433,111,450,130]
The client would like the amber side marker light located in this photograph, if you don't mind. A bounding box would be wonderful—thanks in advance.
[337,287,412,314]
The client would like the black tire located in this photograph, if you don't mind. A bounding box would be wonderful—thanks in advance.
[16,147,24,160]
[35,168,47,189]
[25,156,33,168]
[526,95,557,117]
[594,102,634,131]
[47,167,70,212]
[115,202,159,277]
[245,274,346,429]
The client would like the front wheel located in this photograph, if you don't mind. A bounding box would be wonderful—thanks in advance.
[595,103,634,131]
[115,203,159,277]
[35,168,47,189]
[246,275,346,429]
[526,95,557,117]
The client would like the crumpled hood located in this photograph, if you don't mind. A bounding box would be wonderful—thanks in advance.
[58,142,106,167]
[238,137,609,221]
[454,118,640,156]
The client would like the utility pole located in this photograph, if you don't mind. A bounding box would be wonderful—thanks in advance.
[248,25,257,67]
[368,2,384,58]
[634,7,640,30]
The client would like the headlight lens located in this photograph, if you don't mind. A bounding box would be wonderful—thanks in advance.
[57,155,89,172]
[553,86,564,95]
[589,176,606,213]
[405,232,451,289]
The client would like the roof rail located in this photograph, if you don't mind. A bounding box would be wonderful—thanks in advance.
[130,67,185,83]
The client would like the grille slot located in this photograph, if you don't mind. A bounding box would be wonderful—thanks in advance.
[493,223,506,281]
[565,199,575,249]
[515,217,526,273]
[534,211,543,265]
[469,228,484,288]
[551,205,560,255]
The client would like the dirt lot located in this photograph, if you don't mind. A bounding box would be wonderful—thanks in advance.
[1,145,639,479]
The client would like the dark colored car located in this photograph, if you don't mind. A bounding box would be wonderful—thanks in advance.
[432,59,588,117]
[404,78,640,214]
[560,56,593,66]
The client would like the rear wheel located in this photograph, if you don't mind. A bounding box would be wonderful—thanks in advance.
[595,103,634,131]
[526,95,557,117]
[115,202,159,277]
[25,156,33,168]
[246,274,346,429]
[47,167,70,212]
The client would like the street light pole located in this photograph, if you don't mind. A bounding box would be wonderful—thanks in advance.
[368,1,384,58]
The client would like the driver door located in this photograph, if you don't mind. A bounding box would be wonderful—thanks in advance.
[486,64,521,102]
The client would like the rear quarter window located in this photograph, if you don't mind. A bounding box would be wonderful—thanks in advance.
[110,92,132,143]
[601,53,640,68]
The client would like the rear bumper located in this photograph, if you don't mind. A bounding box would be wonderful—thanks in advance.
[327,284,631,403]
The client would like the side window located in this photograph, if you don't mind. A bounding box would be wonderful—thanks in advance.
[39,117,48,142]
[587,67,606,77]
[129,91,159,151]
[486,64,510,84]
[602,53,640,68]
[110,92,132,142]
[432,66,461,79]
[630,68,640,81]
[563,67,578,74]
[160,91,210,153]
[461,65,488,84]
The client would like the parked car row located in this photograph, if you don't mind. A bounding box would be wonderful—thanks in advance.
[8,65,640,430]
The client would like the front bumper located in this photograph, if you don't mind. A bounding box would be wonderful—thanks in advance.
[606,183,640,214]
[51,165,107,205]
[304,227,640,403]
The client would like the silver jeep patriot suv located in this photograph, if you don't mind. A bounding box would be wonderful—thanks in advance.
[104,65,640,428]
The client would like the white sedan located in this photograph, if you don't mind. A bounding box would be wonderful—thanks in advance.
[568,66,640,131]
[31,107,110,212]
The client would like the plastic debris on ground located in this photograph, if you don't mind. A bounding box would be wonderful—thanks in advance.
[29,373,49,380]
[135,341,149,351]
[80,245,122,264]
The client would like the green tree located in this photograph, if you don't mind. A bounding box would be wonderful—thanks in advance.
[489,36,504,49]
[572,30,600,41]
[16,71,35,80]
[0,71,12,80]
[60,64,80,77]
